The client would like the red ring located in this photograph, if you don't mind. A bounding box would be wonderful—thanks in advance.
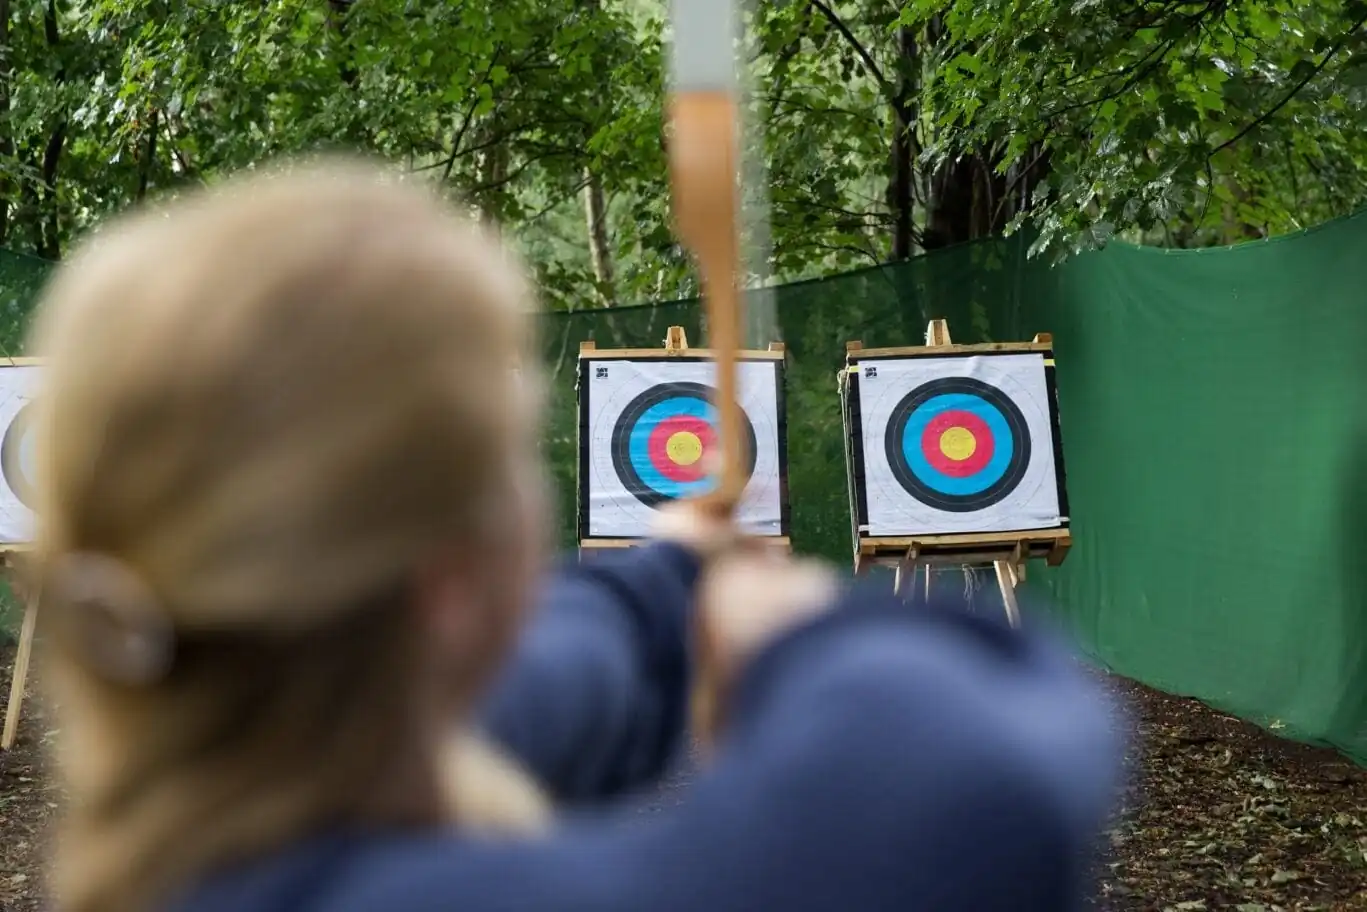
[921,410,994,477]
[646,416,714,482]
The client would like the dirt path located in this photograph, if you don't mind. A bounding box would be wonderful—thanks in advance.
[0,644,55,912]
[3,644,1365,910]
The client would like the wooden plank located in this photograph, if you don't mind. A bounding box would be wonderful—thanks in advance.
[995,560,1023,628]
[860,529,1071,551]
[0,357,41,367]
[579,347,785,361]
[579,536,792,553]
[2,556,37,752]
[859,533,1070,567]
[845,341,1051,360]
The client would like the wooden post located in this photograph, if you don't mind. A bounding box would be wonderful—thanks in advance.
[2,553,37,751]
[664,326,689,352]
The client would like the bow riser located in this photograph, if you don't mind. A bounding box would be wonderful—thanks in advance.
[667,0,746,512]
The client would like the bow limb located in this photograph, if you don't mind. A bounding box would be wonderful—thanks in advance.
[668,0,745,514]
[668,0,745,748]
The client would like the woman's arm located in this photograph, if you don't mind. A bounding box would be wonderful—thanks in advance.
[217,586,1121,912]
[474,543,698,804]
[492,587,1117,911]
[591,587,1122,910]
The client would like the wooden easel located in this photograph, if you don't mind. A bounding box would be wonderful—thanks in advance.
[577,325,790,553]
[2,548,36,751]
[842,320,1071,628]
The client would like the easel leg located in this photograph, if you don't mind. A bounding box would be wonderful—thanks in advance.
[3,593,38,751]
[892,563,905,595]
[993,559,1022,629]
[923,564,932,602]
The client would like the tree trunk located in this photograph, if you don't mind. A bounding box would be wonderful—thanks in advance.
[582,168,616,307]
[476,123,507,238]
[887,25,916,260]
[37,0,66,260]
[0,0,12,245]
[924,156,978,249]
[136,109,160,201]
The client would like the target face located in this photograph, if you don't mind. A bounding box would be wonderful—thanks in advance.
[610,381,759,507]
[1,402,35,509]
[580,358,787,539]
[851,353,1066,536]
[0,365,39,544]
[885,376,1030,512]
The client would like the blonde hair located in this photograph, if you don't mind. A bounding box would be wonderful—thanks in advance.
[31,160,551,912]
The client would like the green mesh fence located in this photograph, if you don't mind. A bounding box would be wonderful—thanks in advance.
[4,216,1367,764]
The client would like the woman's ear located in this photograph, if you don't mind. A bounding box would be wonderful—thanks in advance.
[412,552,523,699]
[414,557,482,655]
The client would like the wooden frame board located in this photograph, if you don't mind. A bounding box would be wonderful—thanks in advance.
[0,355,39,750]
[2,547,35,751]
[576,326,790,552]
[839,320,1073,627]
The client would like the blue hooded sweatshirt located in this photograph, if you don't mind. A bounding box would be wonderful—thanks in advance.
[167,543,1121,912]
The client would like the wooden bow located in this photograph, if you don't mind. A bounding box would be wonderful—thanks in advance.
[667,0,745,745]
[667,0,745,514]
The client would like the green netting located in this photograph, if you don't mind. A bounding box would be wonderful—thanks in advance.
[0,249,51,355]
[4,216,1367,764]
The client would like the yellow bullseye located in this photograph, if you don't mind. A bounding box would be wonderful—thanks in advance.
[666,431,704,466]
[938,426,977,462]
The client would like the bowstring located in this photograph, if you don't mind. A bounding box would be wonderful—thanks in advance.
[736,0,780,351]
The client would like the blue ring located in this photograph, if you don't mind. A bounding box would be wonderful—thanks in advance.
[609,381,759,509]
[626,396,716,499]
[882,376,1031,512]
[900,393,1013,495]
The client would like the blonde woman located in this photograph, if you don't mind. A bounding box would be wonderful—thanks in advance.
[31,162,1120,912]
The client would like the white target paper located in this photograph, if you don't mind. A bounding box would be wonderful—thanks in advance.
[0,365,39,544]
[855,353,1063,537]
[581,358,785,538]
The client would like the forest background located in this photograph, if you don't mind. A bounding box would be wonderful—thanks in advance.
[0,0,1363,300]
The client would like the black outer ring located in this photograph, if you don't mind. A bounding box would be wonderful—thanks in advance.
[883,376,1031,513]
[2,403,34,509]
[610,381,759,508]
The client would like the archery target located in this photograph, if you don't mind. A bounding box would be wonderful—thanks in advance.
[0,365,39,544]
[854,354,1064,536]
[580,358,786,538]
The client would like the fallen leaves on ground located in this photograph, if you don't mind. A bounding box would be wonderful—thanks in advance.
[1091,673,1367,911]
[0,644,57,912]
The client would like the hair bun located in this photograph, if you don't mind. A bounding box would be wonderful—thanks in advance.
[45,552,175,685]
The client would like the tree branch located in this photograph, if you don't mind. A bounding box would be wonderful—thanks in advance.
[1209,10,1367,157]
[806,0,907,119]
